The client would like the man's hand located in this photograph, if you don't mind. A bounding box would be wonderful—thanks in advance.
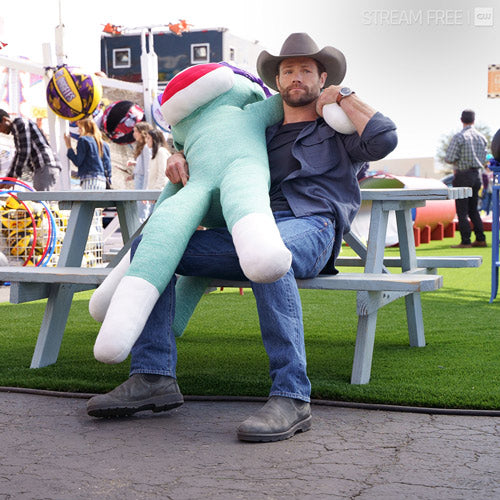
[166,152,189,186]
[0,175,17,190]
[316,85,342,117]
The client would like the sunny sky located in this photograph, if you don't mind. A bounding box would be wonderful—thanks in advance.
[0,0,499,162]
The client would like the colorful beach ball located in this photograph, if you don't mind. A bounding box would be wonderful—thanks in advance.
[46,66,102,121]
[101,100,145,144]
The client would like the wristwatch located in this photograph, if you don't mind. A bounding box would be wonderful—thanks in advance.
[336,87,355,105]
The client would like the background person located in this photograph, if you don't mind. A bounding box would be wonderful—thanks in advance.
[143,128,170,218]
[445,109,487,248]
[127,122,152,188]
[127,121,152,221]
[0,108,61,190]
[146,129,170,190]
[64,118,111,190]
[481,158,494,216]
[87,33,398,443]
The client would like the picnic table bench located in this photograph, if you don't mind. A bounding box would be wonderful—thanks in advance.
[0,187,481,384]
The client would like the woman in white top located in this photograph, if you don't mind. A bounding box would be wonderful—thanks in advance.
[127,122,152,221]
[127,122,152,189]
[146,129,170,190]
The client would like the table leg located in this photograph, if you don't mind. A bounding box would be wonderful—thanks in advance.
[58,202,97,266]
[30,284,79,368]
[350,202,388,384]
[351,299,379,384]
[395,208,425,347]
[115,201,141,244]
[364,202,389,273]
[30,202,96,368]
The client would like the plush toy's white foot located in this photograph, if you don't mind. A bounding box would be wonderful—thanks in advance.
[323,103,356,135]
[93,276,160,364]
[89,251,131,322]
[232,213,292,283]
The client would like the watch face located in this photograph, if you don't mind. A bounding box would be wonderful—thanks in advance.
[340,87,351,96]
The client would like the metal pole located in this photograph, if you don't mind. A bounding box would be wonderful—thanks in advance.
[8,68,19,116]
[53,0,70,190]
[140,29,158,124]
[42,43,57,151]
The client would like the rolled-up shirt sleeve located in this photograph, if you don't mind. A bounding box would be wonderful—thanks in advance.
[341,112,398,162]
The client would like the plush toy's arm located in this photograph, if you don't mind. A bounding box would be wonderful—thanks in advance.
[245,94,283,127]
[153,180,183,210]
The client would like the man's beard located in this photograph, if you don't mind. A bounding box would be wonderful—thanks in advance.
[281,85,320,108]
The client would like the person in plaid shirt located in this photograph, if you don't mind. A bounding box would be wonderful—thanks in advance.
[0,109,61,191]
[445,109,487,248]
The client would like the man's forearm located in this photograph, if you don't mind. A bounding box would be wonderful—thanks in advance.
[317,85,376,136]
[337,95,376,136]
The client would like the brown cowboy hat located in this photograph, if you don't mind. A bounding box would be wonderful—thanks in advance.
[257,33,346,91]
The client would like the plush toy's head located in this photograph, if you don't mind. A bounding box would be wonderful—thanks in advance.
[160,63,267,127]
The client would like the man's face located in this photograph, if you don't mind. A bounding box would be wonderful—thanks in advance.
[275,57,327,108]
[0,116,11,135]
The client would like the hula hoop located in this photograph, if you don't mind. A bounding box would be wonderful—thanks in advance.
[0,178,58,266]
[0,191,37,265]
[0,178,57,266]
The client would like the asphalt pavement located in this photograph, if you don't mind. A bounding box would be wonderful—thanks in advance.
[1,284,500,499]
[1,390,500,500]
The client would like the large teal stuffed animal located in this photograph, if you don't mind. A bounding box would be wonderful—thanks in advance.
[90,63,291,363]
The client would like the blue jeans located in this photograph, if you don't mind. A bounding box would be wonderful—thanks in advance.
[482,191,492,215]
[129,211,336,402]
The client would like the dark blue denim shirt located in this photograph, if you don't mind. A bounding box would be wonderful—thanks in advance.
[67,136,112,180]
[266,111,397,264]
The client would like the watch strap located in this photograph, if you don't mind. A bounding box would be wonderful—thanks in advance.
[336,90,355,105]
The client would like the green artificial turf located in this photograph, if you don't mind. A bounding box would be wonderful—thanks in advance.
[1,233,499,409]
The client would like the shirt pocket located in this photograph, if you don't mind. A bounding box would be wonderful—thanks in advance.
[297,127,338,174]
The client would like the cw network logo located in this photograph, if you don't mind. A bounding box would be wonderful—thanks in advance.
[474,7,494,26]
[361,7,494,26]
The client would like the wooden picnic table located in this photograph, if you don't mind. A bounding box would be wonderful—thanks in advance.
[0,186,480,384]
[7,190,159,368]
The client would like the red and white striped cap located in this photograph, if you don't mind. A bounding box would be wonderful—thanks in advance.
[161,63,234,126]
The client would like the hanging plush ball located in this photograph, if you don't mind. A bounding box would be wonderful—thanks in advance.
[46,66,102,121]
[101,100,145,144]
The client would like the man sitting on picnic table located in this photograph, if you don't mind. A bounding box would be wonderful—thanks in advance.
[87,32,398,442]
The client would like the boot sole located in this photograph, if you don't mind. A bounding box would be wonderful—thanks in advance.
[237,415,312,442]
[87,395,184,418]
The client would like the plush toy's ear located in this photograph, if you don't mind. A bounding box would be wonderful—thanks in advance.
[161,63,234,125]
